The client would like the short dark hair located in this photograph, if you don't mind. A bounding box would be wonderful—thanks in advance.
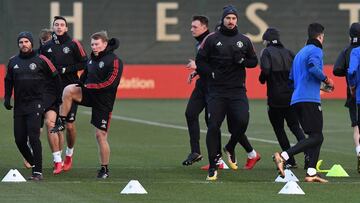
[53,16,68,26]
[91,30,109,42]
[308,23,324,39]
[192,15,209,27]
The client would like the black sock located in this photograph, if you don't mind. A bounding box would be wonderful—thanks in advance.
[101,165,108,172]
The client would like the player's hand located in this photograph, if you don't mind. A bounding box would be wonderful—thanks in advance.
[187,71,197,84]
[4,98,13,110]
[350,86,356,97]
[321,77,334,93]
[186,59,196,70]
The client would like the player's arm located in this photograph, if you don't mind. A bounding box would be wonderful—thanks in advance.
[308,50,334,88]
[243,39,258,68]
[333,49,347,77]
[4,62,14,110]
[259,49,270,84]
[195,34,213,78]
[39,55,63,104]
[85,57,123,91]
[348,49,360,88]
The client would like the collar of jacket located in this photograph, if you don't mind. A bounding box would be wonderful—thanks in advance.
[52,32,71,45]
[306,38,323,49]
[195,30,210,42]
[19,50,36,59]
[219,24,238,36]
[266,40,284,48]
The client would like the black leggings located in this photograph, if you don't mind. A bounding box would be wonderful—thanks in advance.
[14,112,42,173]
[268,106,306,164]
[206,95,253,168]
[286,103,323,169]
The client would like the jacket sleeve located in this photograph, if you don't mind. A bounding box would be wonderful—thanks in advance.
[348,49,359,87]
[61,39,88,74]
[39,55,63,102]
[195,34,213,78]
[333,49,347,77]
[307,50,326,81]
[259,49,270,84]
[4,62,14,100]
[243,39,258,68]
[85,57,123,91]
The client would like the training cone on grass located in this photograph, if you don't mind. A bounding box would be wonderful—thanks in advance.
[278,181,305,195]
[2,169,26,182]
[121,180,147,194]
[326,164,349,177]
[275,169,299,182]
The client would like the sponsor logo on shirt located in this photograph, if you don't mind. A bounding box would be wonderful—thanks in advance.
[99,61,104,68]
[29,63,37,70]
[63,47,70,54]
[236,41,243,48]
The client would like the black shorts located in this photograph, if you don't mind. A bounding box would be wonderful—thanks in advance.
[347,98,358,127]
[292,102,323,134]
[78,87,112,131]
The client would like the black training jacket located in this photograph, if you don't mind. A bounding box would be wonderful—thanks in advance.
[40,32,87,89]
[196,26,258,97]
[259,43,295,107]
[333,42,360,107]
[4,51,61,116]
[80,38,123,112]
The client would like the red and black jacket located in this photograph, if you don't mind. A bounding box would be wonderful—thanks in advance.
[80,38,123,112]
[4,50,61,115]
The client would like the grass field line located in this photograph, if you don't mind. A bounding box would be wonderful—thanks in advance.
[82,111,353,155]
[8,180,360,185]
[82,111,279,144]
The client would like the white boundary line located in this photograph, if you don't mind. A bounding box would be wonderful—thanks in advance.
[82,111,353,155]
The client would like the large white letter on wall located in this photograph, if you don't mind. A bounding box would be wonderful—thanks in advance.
[156,2,180,41]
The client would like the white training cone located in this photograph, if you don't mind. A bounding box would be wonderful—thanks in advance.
[2,169,26,182]
[278,181,305,195]
[121,180,147,194]
[219,159,229,170]
[275,169,299,182]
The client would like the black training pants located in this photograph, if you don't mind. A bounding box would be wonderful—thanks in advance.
[14,112,42,173]
[286,102,323,169]
[206,93,252,169]
[268,106,306,164]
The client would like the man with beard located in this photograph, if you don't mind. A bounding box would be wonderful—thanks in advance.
[51,31,123,179]
[4,31,61,180]
[40,16,87,174]
[196,5,260,180]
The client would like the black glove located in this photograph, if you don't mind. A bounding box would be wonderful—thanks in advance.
[258,72,266,84]
[4,98,13,110]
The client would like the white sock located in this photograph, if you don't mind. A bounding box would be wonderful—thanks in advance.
[53,151,62,163]
[307,167,317,176]
[356,146,360,155]
[280,152,289,161]
[66,147,74,157]
[247,150,257,159]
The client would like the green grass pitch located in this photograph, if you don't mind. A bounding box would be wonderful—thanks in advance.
[1,99,360,202]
